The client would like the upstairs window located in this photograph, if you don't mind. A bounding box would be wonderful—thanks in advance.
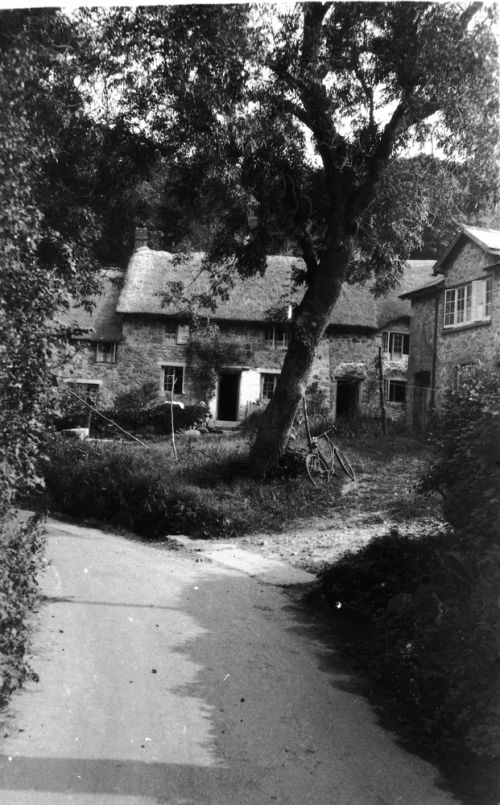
[165,323,190,344]
[444,277,492,328]
[261,373,279,400]
[162,365,184,395]
[265,326,288,350]
[382,331,409,359]
[95,342,117,364]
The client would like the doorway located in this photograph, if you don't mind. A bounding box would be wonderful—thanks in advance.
[336,377,361,419]
[217,372,241,421]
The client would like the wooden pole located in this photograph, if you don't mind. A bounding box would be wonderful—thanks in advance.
[65,387,147,447]
[169,374,178,461]
[378,347,387,436]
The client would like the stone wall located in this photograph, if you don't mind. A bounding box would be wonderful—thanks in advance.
[62,316,412,423]
[434,240,500,408]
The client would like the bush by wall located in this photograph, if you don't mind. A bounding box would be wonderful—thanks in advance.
[315,365,500,802]
[55,401,207,438]
[0,513,46,706]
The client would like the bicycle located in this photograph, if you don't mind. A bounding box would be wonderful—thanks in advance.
[300,397,356,486]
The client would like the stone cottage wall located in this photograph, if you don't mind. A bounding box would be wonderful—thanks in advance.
[434,241,499,408]
[405,294,438,427]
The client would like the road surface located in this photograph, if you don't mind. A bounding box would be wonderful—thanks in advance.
[0,518,457,805]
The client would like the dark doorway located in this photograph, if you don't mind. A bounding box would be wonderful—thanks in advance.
[413,371,431,431]
[336,378,361,419]
[217,372,241,421]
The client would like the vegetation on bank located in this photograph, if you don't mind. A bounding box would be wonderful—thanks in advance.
[314,366,500,804]
[0,514,46,708]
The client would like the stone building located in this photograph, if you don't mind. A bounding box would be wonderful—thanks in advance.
[402,226,500,430]
[61,232,435,423]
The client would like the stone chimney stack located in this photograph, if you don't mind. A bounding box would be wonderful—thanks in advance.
[134,226,148,250]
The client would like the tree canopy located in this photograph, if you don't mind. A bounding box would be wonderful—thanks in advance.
[88,2,497,469]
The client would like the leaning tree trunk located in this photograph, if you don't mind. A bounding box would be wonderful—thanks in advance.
[249,245,349,475]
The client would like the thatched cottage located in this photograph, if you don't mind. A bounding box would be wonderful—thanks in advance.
[402,225,500,430]
[61,231,435,423]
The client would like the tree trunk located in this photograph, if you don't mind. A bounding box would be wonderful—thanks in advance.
[249,245,349,475]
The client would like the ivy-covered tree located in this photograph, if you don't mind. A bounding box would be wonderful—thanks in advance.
[89,3,498,471]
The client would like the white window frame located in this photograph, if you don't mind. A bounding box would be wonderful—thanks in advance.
[95,342,117,364]
[382,331,409,359]
[164,323,177,343]
[444,277,492,329]
[162,365,185,395]
[265,326,289,350]
[261,372,279,401]
[384,379,407,404]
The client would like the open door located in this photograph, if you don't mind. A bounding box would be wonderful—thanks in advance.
[217,372,241,421]
[336,377,361,419]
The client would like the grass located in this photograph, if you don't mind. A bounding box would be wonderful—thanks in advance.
[42,421,438,540]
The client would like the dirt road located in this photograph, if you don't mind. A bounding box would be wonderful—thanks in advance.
[0,519,457,805]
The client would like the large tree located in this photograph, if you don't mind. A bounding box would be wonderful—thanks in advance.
[93,2,498,472]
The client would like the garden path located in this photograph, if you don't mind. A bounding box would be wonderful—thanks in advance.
[0,517,457,805]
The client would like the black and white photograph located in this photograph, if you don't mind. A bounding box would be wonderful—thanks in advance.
[0,2,499,803]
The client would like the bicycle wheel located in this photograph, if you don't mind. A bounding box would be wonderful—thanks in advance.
[334,448,356,481]
[306,452,330,486]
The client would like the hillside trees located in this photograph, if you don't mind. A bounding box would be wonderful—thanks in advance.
[86,3,498,471]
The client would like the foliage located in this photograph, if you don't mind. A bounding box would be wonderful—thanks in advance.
[314,366,500,800]
[315,529,500,768]
[0,513,46,706]
[421,364,500,548]
[0,10,102,515]
[86,2,498,471]
[54,399,207,437]
[186,323,248,403]
[42,434,345,539]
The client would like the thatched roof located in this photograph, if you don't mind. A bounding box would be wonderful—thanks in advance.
[63,269,124,341]
[117,248,436,331]
[376,260,436,325]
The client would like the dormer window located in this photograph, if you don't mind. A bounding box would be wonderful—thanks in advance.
[165,323,191,344]
[382,331,409,359]
[265,326,288,350]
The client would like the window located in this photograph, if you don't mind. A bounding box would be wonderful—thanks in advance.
[382,331,409,359]
[384,379,407,403]
[95,342,117,364]
[261,373,279,400]
[165,323,190,344]
[162,365,184,395]
[444,277,492,328]
[164,324,177,343]
[265,326,288,350]
[66,381,101,403]
[176,324,190,344]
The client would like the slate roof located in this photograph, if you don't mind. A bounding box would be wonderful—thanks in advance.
[116,248,436,331]
[63,269,124,341]
[434,225,500,273]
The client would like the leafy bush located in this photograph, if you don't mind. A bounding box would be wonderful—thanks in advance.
[54,400,207,438]
[314,365,500,800]
[0,513,46,706]
[422,364,500,548]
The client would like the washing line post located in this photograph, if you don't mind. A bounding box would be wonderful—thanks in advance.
[377,347,387,436]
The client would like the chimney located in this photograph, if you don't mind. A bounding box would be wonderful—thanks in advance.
[134,226,148,250]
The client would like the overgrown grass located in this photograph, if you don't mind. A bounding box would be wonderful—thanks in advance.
[0,512,46,708]
[42,432,347,539]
